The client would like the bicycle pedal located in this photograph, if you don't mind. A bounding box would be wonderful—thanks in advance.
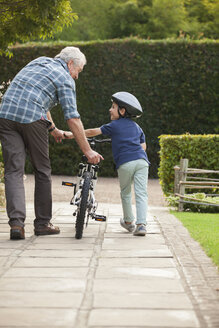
[93,214,106,222]
[62,181,76,187]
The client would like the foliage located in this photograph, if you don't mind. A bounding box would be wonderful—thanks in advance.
[171,210,219,268]
[184,0,219,39]
[0,80,10,102]
[50,0,219,41]
[0,0,77,56]
[0,39,218,177]
[52,0,114,42]
[166,193,219,213]
[109,0,188,39]
[159,134,219,194]
[166,195,180,208]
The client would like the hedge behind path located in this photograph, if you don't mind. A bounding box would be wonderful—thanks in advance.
[0,38,218,177]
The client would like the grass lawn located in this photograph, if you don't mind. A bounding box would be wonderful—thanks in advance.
[170,211,219,268]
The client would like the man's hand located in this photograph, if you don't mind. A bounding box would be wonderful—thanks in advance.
[85,150,104,164]
[50,129,75,142]
[67,118,104,163]
[50,129,65,143]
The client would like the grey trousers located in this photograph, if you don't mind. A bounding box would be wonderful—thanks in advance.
[0,118,52,228]
[117,159,149,225]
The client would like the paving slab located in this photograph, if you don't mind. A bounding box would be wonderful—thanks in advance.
[27,243,95,250]
[95,267,180,279]
[93,278,184,293]
[98,257,175,267]
[3,267,89,278]
[13,257,90,267]
[0,258,5,265]
[88,309,200,327]
[0,277,86,292]
[0,308,77,327]
[93,292,194,309]
[19,249,93,257]
[32,236,96,244]
[102,235,166,248]
[0,291,83,308]
[100,248,173,258]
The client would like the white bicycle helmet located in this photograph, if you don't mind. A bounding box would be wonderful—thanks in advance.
[111,91,143,118]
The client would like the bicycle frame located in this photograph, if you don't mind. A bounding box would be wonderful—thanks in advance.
[62,137,111,238]
[71,161,99,224]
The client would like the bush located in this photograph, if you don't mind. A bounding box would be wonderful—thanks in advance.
[0,39,218,177]
[166,193,219,213]
[158,134,219,195]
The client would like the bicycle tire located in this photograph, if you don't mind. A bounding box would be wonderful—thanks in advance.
[75,171,92,239]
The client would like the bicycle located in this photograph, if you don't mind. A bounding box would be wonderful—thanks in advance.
[62,137,111,239]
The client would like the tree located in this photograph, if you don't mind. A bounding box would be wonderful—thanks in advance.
[184,0,219,38]
[108,0,219,39]
[146,0,188,39]
[37,0,219,42]
[0,0,77,56]
[51,0,115,41]
[108,0,188,39]
[108,0,151,38]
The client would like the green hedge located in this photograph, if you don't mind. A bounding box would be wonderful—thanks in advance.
[158,134,219,195]
[0,38,218,177]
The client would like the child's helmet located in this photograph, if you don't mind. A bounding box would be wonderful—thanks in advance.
[111,91,143,118]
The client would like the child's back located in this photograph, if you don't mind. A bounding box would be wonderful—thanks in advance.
[100,117,149,169]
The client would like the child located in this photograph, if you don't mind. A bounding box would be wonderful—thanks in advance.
[80,92,149,236]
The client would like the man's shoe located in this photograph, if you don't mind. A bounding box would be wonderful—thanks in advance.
[34,223,60,236]
[120,218,135,232]
[133,224,146,236]
[10,226,25,240]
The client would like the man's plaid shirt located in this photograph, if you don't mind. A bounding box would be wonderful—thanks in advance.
[0,57,80,123]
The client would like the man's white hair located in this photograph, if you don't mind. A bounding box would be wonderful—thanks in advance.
[55,46,86,67]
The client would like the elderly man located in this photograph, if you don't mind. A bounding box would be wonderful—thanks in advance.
[0,46,103,240]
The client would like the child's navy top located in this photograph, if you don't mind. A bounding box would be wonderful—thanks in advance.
[100,118,150,169]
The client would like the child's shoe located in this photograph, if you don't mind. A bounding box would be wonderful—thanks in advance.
[120,218,135,232]
[133,224,146,236]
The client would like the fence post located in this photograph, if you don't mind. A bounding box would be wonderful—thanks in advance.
[178,159,188,211]
[174,166,180,194]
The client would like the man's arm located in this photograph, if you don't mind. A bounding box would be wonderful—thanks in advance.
[67,118,103,164]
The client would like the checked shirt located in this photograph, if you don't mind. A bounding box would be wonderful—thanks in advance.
[0,57,80,123]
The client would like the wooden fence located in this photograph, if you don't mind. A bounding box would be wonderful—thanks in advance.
[174,159,219,211]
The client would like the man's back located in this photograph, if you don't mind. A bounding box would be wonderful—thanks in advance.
[0,57,75,123]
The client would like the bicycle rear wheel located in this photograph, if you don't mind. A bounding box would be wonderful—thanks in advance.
[75,171,92,239]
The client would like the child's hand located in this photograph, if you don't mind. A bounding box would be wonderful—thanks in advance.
[63,131,74,139]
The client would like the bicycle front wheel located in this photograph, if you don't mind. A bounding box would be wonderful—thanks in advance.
[75,171,92,239]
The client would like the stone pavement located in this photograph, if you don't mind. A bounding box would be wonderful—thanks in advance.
[0,176,218,327]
